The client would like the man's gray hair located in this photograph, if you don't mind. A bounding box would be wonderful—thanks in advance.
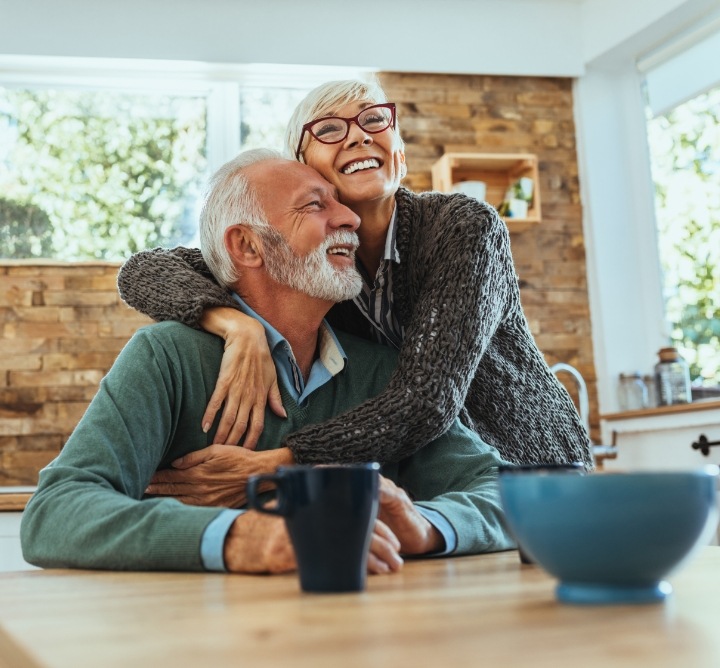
[199,148,283,288]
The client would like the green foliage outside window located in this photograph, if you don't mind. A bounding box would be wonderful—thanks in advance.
[647,86,720,384]
[0,88,207,261]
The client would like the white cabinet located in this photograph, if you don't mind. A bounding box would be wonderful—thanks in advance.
[602,401,720,544]
[0,512,37,572]
[0,489,37,572]
[601,402,720,471]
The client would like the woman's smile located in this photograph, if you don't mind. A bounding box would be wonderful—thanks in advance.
[341,157,382,175]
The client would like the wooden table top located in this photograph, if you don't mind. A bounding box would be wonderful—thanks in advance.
[1,548,719,668]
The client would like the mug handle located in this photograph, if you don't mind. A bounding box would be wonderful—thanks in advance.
[246,473,288,516]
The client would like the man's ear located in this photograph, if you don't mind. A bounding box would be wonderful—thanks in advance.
[225,225,263,268]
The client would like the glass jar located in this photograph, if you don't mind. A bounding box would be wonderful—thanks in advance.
[643,374,658,408]
[654,347,692,406]
[618,372,648,411]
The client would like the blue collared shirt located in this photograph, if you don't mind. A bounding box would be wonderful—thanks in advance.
[231,293,348,405]
[200,294,456,571]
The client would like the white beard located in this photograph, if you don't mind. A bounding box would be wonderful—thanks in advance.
[260,228,363,302]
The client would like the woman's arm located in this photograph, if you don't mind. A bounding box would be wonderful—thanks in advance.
[118,247,284,446]
[283,195,516,464]
[117,246,237,327]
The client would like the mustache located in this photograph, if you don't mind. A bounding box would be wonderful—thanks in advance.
[318,230,360,254]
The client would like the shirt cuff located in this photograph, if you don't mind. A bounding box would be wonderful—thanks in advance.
[200,509,244,572]
[415,505,457,555]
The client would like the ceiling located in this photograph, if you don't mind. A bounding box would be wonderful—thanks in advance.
[0,0,717,78]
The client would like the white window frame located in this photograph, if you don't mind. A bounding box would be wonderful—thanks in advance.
[0,55,371,174]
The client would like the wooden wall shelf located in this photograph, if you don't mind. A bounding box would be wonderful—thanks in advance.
[431,152,541,232]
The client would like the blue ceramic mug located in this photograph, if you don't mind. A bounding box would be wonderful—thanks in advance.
[247,463,380,593]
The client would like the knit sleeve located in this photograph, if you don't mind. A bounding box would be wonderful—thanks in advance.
[117,247,238,328]
[284,196,515,464]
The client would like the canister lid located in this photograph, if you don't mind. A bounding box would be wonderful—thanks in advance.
[658,347,681,362]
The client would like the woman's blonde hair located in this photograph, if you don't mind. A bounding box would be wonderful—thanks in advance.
[285,77,403,163]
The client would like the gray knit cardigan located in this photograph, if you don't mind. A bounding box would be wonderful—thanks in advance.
[117,187,593,468]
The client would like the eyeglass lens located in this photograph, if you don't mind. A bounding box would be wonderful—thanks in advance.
[309,105,394,145]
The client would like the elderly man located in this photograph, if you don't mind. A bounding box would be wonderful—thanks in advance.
[21,149,514,575]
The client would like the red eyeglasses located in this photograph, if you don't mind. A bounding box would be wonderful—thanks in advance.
[295,103,396,160]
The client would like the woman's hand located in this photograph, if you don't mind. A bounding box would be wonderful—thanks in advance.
[146,445,294,508]
[200,307,286,448]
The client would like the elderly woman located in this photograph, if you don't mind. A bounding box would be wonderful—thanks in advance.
[118,78,593,482]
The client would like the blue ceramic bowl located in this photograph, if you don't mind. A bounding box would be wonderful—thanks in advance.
[499,469,718,604]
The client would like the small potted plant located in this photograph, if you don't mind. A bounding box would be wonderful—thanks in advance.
[498,177,534,218]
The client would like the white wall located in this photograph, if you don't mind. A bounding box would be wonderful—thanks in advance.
[574,67,668,414]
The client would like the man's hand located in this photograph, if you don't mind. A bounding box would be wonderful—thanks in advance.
[225,512,404,576]
[224,511,296,574]
[368,519,404,574]
[376,477,445,556]
[146,445,294,507]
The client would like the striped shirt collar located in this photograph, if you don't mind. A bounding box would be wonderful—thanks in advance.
[352,206,405,349]
[384,206,401,264]
[230,293,347,403]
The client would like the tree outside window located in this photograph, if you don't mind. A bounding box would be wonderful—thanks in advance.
[0,87,207,261]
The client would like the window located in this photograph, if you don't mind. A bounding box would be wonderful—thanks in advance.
[0,86,208,261]
[646,87,720,386]
[643,28,720,387]
[0,57,364,262]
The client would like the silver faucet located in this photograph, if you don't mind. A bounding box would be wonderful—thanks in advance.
[550,363,590,434]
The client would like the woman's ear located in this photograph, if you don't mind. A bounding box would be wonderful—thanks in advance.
[399,152,407,179]
[225,225,263,268]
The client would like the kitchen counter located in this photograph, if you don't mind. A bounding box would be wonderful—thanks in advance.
[1,549,720,667]
[602,399,720,422]
[0,487,35,512]
[0,488,37,572]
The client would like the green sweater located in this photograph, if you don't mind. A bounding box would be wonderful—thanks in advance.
[21,322,514,572]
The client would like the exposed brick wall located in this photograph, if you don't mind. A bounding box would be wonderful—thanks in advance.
[0,262,150,485]
[0,72,598,485]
